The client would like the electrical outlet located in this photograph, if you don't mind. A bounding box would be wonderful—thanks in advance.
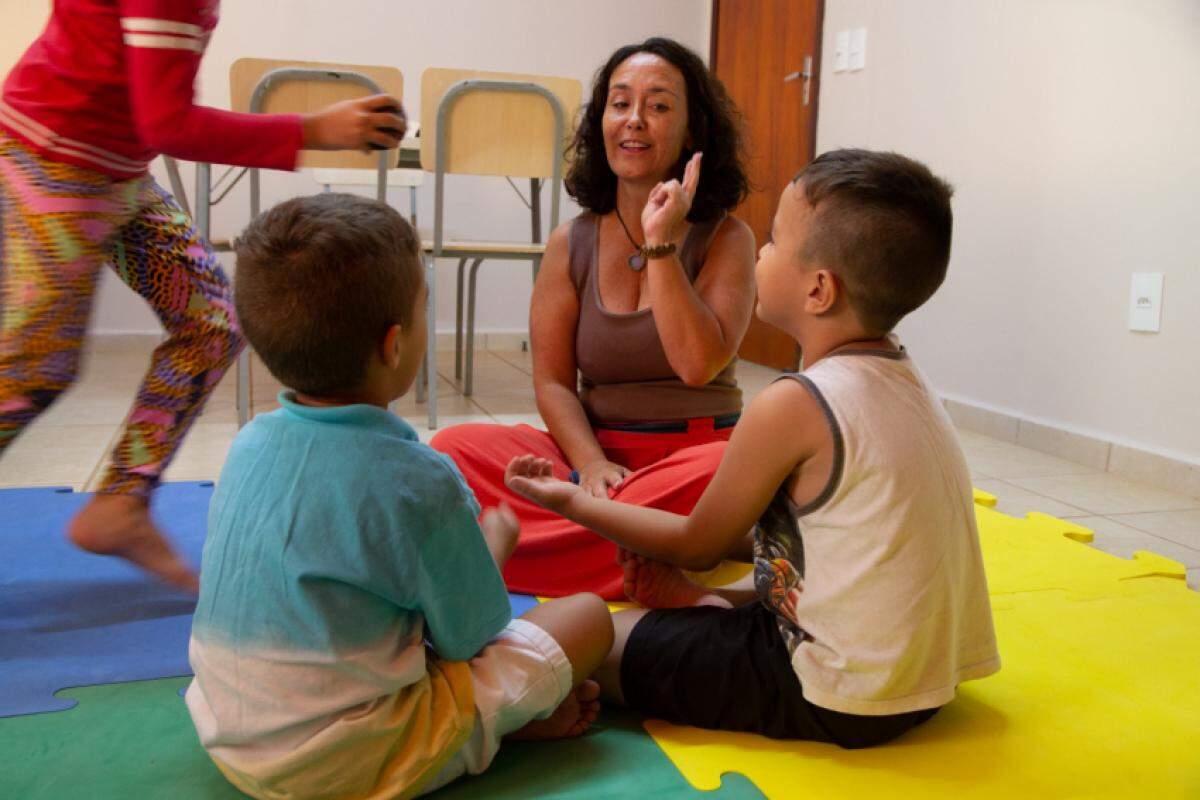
[1129,273,1164,332]
[834,30,850,72]
[849,28,868,71]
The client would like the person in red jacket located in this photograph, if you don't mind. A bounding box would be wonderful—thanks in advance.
[0,0,405,590]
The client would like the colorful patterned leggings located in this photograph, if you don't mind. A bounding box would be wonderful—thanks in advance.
[0,133,242,499]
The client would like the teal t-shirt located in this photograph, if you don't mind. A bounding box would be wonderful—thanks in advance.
[191,393,512,663]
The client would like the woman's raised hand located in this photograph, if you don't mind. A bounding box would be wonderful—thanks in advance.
[505,455,584,513]
[641,151,702,246]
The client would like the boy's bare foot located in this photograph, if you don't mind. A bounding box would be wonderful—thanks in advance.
[621,552,717,609]
[67,494,199,593]
[508,679,600,741]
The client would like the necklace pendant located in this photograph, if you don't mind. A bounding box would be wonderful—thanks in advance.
[628,253,647,272]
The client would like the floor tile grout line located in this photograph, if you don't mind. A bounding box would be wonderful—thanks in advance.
[466,396,498,421]
[490,350,534,377]
[1098,513,1200,554]
[987,470,1104,480]
[1004,472,1200,513]
[1107,508,1200,522]
[974,476,1096,516]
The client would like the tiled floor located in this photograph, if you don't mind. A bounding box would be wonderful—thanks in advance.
[5,339,1199,591]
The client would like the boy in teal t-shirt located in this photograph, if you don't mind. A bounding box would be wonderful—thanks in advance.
[186,194,614,800]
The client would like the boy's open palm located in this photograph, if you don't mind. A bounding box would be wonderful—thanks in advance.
[505,455,581,514]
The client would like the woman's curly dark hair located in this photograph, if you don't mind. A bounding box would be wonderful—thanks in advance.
[565,37,748,223]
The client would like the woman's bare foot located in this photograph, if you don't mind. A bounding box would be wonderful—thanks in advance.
[508,680,601,741]
[621,552,720,609]
[67,494,199,592]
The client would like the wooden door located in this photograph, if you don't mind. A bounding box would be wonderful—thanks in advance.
[712,0,824,369]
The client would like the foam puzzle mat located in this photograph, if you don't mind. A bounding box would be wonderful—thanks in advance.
[643,493,1200,799]
[0,483,210,717]
[0,484,539,717]
[0,677,763,800]
[1,482,1197,798]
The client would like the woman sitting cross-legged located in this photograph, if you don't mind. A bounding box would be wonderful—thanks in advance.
[431,36,755,600]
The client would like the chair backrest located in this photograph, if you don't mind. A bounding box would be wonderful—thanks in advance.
[230,58,404,170]
[419,68,581,178]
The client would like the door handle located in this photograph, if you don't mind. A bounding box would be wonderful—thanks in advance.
[784,55,814,106]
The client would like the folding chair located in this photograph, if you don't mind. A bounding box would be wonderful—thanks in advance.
[312,121,422,226]
[190,58,405,427]
[419,68,581,428]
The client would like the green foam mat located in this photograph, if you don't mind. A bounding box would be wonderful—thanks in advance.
[0,677,764,800]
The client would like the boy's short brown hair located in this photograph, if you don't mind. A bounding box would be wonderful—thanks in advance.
[234,193,422,396]
[795,149,954,334]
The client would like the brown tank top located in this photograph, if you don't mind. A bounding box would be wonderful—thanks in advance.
[569,211,742,423]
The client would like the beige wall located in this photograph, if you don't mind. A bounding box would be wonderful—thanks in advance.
[0,0,711,337]
[0,1,48,75]
[817,0,1200,461]
[8,0,1195,461]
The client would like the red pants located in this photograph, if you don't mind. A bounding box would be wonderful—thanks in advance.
[430,421,732,600]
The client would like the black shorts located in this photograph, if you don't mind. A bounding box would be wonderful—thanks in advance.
[620,601,939,749]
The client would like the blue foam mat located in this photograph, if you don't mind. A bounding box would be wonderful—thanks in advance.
[0,483,539,717]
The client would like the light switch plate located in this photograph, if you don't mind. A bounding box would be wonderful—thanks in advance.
[849,28,867,71]
[1129,273,1164,332]
[834,30,851,72]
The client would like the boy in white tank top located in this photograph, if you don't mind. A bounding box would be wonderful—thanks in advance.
[506,148,1000,747]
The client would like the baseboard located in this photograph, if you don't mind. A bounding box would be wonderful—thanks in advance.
[942,395,1200,500]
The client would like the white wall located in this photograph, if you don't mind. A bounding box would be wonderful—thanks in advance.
[817,0,1200,462]
[2,0,712,336]
[10,0,1194,461]
[0,0,46,71]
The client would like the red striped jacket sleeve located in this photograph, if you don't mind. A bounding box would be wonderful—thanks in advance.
[119,0,304,169]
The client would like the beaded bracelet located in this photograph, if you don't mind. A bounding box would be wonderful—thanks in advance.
[641,241,677,261]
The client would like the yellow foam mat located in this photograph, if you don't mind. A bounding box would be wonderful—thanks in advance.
[641,498,1200,799]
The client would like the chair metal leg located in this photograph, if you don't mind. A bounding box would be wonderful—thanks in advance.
[194,160,253,429]
[409,186,417,228]
[454,258,467,381]
[162,157,191,217]
[530,178,542,282]
[413,343,427,404]
[464,258,484,397]
[236,350,250,427]
[425,252,438,430]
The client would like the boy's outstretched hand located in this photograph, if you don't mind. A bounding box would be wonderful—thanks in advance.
[505,455,582,514]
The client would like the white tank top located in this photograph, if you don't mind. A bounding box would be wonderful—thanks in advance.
[753,347,1000,716]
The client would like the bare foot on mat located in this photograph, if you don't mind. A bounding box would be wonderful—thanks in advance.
[68,494,199,593]
[508,680,601,740]
[621,551,715,609]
